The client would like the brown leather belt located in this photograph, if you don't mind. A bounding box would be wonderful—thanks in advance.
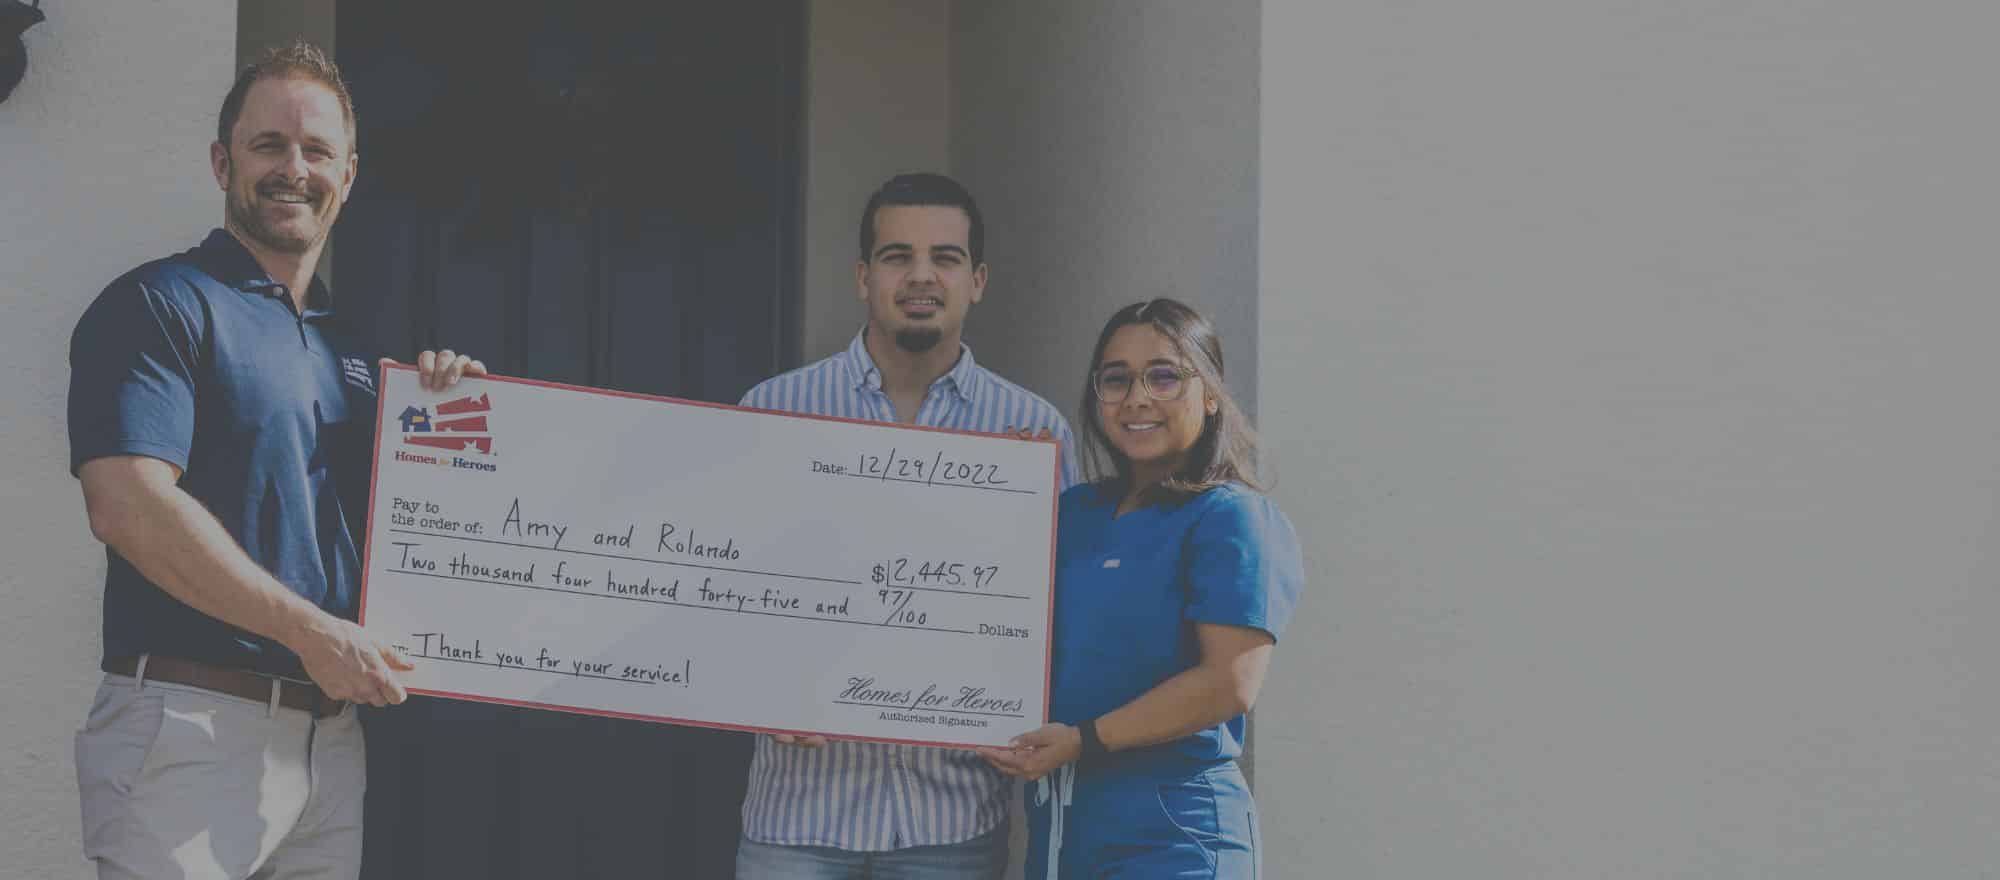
[103,655,347,719]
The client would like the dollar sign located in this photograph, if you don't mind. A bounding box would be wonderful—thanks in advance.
[872,564,885,584]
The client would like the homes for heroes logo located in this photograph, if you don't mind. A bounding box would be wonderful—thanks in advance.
[393,391,498,472]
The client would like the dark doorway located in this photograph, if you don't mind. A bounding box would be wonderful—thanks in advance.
[335,2,803,876]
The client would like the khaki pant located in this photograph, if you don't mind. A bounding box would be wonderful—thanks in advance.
[74,667,366,880]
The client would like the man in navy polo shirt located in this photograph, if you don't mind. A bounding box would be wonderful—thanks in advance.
[66,42,482,880]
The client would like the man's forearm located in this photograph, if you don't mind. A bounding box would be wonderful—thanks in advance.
[83,458,327,652]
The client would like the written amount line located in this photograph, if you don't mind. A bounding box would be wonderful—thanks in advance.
[389,567,980,636]
[387,528,861,586]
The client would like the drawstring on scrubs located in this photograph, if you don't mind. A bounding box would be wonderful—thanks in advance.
[1035,763,1076,879]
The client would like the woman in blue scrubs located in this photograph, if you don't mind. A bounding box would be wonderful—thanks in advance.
[981,298,1304,878]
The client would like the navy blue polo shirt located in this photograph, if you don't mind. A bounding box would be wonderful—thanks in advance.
[68,229,381,676]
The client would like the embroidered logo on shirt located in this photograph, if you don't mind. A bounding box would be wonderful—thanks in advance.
[1102,559,1121,568]
[340,356,376,394]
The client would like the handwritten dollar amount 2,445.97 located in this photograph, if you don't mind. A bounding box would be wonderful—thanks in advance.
[872,558,1001,591]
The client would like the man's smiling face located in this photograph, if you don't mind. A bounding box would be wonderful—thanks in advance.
[856,205,987,354]
[212,76,357,256]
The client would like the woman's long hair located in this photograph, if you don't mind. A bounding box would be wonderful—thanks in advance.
[1078,298,1263,504]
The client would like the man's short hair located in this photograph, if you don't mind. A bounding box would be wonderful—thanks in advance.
[858,173,984,265]
[217,40,356,149]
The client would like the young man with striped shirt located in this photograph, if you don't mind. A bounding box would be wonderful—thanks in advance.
[735,173,1079,878]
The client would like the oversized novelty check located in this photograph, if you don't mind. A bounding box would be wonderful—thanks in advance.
[359,365,1057,748]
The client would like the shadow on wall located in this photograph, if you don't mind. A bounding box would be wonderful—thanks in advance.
[0,0,47,104]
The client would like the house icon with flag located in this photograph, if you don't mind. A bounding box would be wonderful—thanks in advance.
[398,406,432,432]
[401,392,495,455]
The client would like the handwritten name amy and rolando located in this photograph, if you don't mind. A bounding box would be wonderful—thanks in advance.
[499,498,743,559]
[389,497,749,560]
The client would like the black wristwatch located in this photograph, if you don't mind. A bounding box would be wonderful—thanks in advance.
[1078,717,1109,764]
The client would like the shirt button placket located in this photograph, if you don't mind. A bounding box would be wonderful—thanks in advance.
[890,745,910,847]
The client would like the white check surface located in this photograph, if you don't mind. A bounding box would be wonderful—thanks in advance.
[359,368,1055,748]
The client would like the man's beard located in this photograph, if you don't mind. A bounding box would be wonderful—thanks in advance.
[893,326,943,354]
[226,178,324,255]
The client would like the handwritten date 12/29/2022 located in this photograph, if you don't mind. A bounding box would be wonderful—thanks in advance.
[810,448,1012,489]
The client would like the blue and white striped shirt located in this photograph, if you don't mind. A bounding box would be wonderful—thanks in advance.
[738,329,1080,850]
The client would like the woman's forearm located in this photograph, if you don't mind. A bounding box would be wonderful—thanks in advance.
[1093,661,1253,752]
[1093,625,1276,752]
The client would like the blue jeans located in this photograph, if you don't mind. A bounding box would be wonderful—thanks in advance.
[735,826,1008,879]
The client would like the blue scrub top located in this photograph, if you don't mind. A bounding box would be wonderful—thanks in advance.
[1049,481,1304,777]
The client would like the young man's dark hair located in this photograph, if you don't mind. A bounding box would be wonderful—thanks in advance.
[216,40,356,147]
[857,172,985,265]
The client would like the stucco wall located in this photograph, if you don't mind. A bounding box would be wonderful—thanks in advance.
[800,0,952,363]
[1258,1,2000,876]
[948,0,1261,423]
[0,2,237,877]
[944,3,1260,875]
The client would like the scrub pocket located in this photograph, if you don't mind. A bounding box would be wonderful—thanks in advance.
[1153,763,1260,879]
[1154,770,1224,874]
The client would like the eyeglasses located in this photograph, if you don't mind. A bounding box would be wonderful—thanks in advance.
[1093,364,1199,404]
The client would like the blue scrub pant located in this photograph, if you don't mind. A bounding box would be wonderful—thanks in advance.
[1026,760,1260,879]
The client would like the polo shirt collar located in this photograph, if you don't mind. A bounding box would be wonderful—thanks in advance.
[192,228,335,317]
[843,327,984,403]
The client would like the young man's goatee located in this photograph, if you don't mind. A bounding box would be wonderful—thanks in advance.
[894,327,943,354]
